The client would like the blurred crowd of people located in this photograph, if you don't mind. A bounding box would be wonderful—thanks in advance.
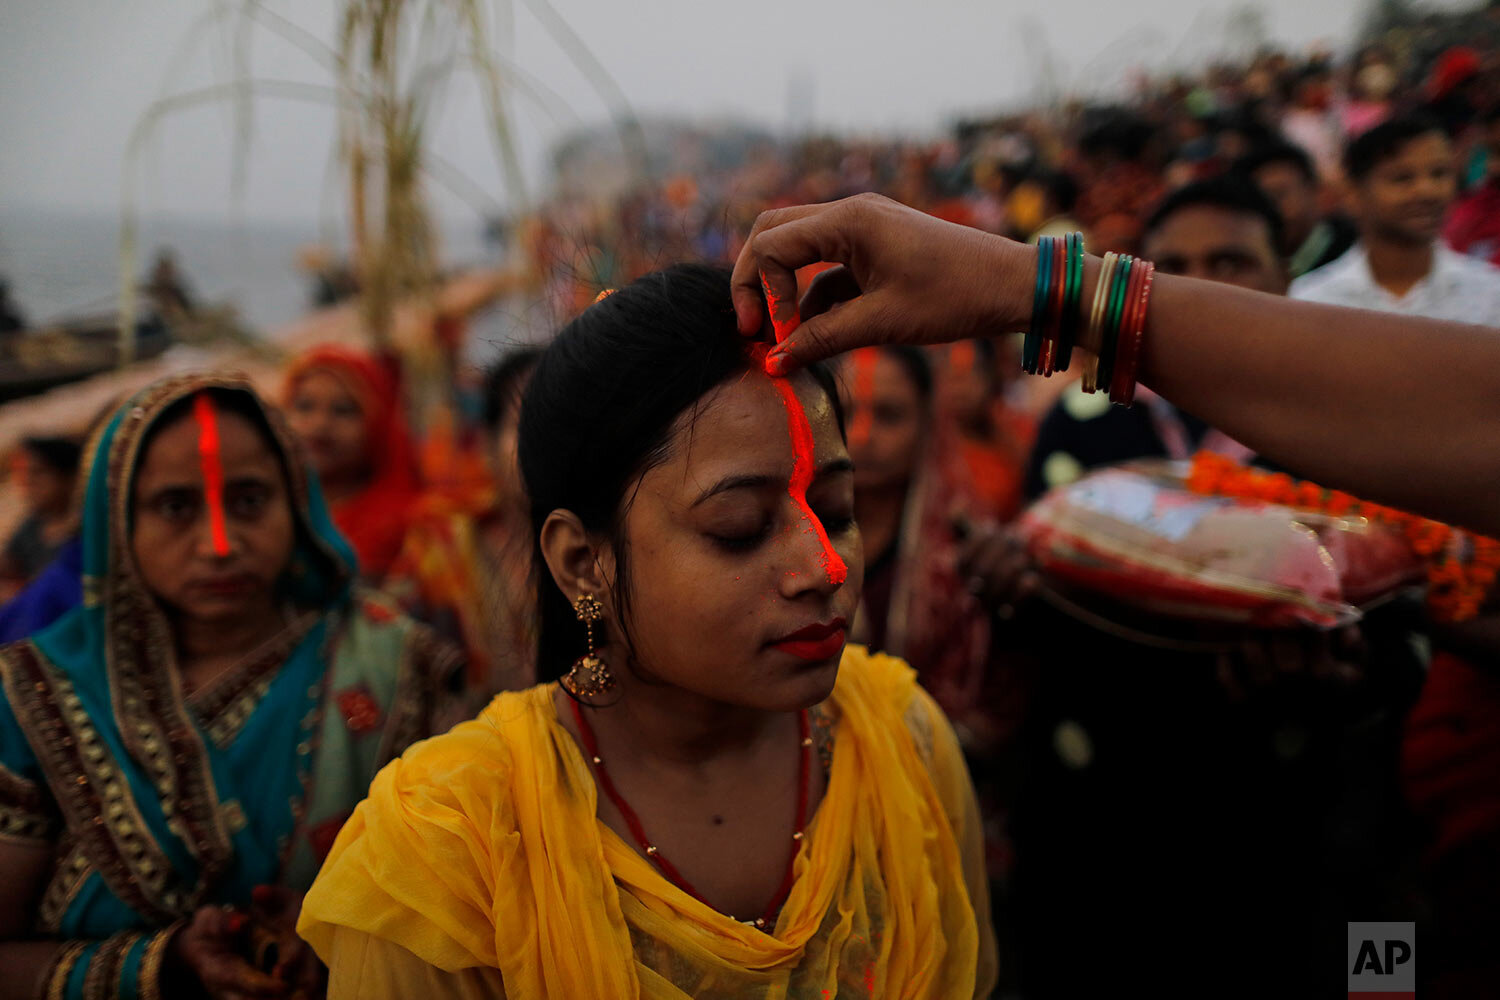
[527,11,1500,300]
[5,12,1500,999]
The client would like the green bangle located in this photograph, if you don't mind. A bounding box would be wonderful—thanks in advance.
[1025,236,1055,374]
[1058,232,1084,371]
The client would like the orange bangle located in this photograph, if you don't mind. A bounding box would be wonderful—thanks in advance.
[1107,257,1147,400]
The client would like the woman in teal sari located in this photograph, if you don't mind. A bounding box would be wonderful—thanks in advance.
[0,372,458,999]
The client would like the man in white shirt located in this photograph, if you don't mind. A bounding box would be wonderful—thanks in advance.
[1290,114,1500,325]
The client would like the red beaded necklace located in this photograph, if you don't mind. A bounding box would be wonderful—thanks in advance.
[570,698,812,930]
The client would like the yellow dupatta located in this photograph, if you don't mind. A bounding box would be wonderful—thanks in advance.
[298,646,996,998]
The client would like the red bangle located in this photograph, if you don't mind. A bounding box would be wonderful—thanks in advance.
[1110,261,1148,403]
[1111,260,1154,406]
[1042,235,1067,375]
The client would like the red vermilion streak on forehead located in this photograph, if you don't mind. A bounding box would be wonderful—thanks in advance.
[769,375,848,587]
[748,329,847,586]
[193,393,231,557]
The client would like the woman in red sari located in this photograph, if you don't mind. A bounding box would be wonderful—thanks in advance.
[284,346,421,581]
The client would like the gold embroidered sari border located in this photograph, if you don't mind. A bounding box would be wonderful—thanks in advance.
[38,842,93,934]
[0,644,181,922]
[0,760,57,842]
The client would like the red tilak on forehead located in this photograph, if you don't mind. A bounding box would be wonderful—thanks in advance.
[193,393,231,557]
[748,342,849,588]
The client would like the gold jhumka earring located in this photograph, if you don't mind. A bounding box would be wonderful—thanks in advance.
[560,593,616,698]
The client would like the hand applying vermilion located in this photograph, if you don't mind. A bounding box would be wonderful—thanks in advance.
[731,194,1035,375]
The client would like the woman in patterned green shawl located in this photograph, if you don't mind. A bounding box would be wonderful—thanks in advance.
[0,372,458,999]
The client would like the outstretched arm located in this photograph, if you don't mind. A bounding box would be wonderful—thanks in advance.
[731,193,1500,535]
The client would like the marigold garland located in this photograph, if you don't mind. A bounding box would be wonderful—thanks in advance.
[1187,451,1500,623]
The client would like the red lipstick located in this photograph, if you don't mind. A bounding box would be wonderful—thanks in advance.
[771,618,848,662]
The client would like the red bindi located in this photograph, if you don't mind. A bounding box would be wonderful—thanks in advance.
[192,393,231,557]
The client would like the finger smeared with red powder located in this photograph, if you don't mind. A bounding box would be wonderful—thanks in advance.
[748,342,849,588]
[193,393,231,557]
[759,270,800,344]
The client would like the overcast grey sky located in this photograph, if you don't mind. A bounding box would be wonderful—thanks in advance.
[0,0,1412,226]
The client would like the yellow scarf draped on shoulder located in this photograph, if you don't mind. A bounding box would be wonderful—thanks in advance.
[298,646,989,998]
